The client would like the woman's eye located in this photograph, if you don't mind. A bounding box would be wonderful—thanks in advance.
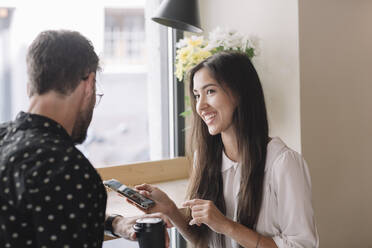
[206,89,215,95]
[194,94,200,100]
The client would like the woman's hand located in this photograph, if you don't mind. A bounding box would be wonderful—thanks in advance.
[133,184,177,216]
[182,199,232,234]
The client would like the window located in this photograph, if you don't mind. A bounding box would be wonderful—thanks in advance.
[0,0,171,167]
[80,6,151,166]
[0,7,14,123]
[104,8,145,65]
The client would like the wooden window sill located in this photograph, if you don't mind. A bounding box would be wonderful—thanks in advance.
[96,157,190,241]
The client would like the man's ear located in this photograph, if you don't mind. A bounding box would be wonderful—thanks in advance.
[27,83,31,97]
[77,72,95,107]
[83,72,96,97]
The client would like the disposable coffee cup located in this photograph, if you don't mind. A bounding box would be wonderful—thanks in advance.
[133,217,165,248]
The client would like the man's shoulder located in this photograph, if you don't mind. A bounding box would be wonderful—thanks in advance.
[12,143,93,189]
[24,136,90,169]
[3,130,90,174]
[0,121,12,140]
[2,127,69,158]
[0,122,96,183]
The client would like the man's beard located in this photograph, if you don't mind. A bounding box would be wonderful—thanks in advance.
[71,98,94,144]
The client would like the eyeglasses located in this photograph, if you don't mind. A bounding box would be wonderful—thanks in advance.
[94,77,104,108]
[82,73,104,108]
[95,89,104,108]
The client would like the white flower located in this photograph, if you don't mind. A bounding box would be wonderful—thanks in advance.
[176,38,188,48]
[175,27,258,81]
[245,34,260,56]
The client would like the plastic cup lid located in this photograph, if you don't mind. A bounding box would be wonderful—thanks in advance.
[136,217,163,224]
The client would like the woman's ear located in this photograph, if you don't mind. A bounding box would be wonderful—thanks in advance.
[227,89,239,109]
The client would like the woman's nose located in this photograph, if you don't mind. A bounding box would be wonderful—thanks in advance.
[196,95,208,112]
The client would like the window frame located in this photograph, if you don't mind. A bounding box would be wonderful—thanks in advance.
[0,7,14,123]
[170,29,186,157]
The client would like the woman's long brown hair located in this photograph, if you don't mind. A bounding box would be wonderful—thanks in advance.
[186,52,269,247]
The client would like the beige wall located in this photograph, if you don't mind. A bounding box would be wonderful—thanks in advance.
[299,1,372,247]
[201,0,372,247]
[200,0,302,153]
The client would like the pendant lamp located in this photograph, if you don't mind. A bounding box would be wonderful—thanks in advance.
[152,0,203,33]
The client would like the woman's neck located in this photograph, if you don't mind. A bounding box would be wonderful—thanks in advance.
[221,130,239,162]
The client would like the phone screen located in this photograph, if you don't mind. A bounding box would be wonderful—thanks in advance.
[103,179,155,209]
[122,188,154,207]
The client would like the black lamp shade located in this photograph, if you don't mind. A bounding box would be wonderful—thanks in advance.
[152,0,203,33]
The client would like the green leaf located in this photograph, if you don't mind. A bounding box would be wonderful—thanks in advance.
[182,126,191,132]
[211,46,225,54]
[246,47,255,58]
[180,109,192,118]
[184,95,190,105]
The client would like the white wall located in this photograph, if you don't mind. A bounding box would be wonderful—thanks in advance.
[200,0,302,152]
[299,1,372,247]
[201,0,372,247]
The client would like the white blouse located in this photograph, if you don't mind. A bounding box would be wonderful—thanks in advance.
[209,137,319,248]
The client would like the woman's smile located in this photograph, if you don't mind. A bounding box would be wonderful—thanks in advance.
[202,111,217,125]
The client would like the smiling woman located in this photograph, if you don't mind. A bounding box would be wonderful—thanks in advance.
[135,51,319,248]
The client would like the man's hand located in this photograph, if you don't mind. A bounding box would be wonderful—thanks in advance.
[112,215,138,240]
[112,213,173,247]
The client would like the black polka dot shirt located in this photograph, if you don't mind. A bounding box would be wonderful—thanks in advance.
[0,112,107,248]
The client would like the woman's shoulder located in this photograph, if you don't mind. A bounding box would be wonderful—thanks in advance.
[265,137,305,173]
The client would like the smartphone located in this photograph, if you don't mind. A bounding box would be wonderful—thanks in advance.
[103,179,155,209]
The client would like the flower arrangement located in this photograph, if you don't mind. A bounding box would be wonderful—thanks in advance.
[175,27,259,82]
